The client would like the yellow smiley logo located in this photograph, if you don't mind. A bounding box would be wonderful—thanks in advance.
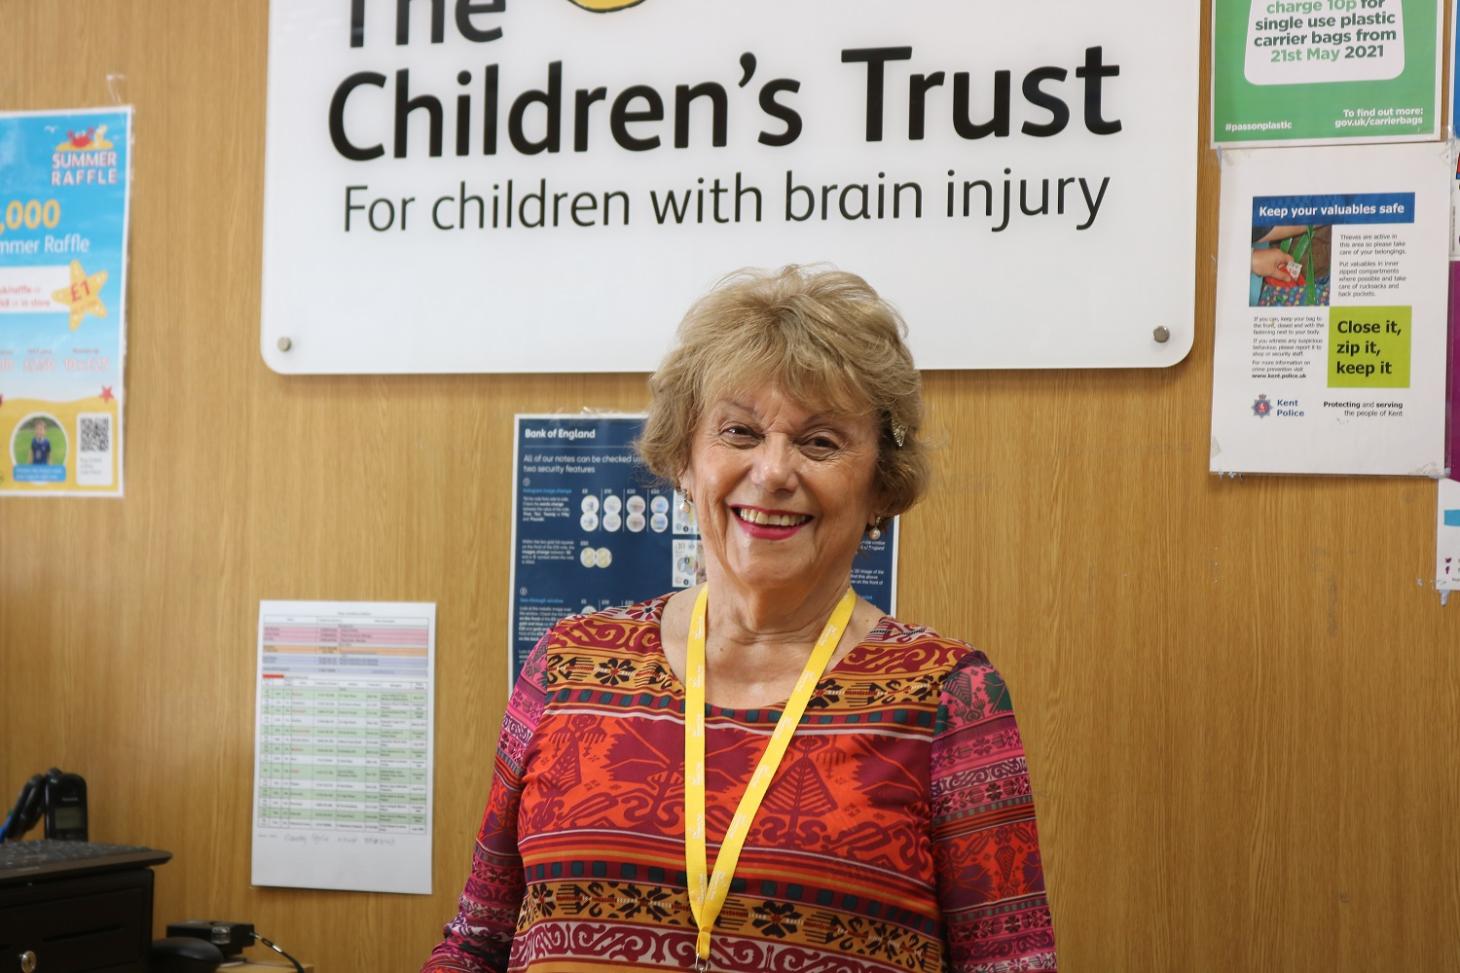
[565,0,646,10]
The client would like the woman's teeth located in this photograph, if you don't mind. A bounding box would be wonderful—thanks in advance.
[737,509,810,527]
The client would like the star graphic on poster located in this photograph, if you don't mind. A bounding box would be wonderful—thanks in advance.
[51,259,108,331]
[99,386,114,403]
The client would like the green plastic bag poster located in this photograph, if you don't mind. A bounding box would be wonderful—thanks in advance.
[1212,0,1441,145]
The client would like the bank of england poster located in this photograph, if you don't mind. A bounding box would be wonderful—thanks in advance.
[509,415,898,685]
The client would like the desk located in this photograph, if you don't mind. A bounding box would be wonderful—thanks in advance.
[231,963,314,972]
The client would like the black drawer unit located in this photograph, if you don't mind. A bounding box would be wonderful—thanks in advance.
[0,868,152,973]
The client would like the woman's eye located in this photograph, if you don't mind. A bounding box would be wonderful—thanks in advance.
[721,425,758,443]
[801,436,841,456]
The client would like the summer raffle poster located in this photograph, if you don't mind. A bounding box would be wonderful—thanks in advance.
[0,108,130,497]
[1212,0,1441,145]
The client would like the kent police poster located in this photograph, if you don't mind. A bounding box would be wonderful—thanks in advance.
[1212,0,1442,146]
[508,415,897,686]
[1210,142,1448,475]
[0,108,130,498]
[261,0,1198,373]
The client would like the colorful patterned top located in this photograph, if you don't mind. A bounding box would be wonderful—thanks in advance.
[423,596,1056,973]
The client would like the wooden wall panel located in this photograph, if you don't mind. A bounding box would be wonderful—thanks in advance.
[3,2,1457,970]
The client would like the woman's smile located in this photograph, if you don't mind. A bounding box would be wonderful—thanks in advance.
[731,504,814,538]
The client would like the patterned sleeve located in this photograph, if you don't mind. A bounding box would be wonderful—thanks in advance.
[931,653,1057,972]
[422,634,551,973]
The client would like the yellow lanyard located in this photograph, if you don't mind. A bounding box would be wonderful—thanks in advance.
[683,584,857,969]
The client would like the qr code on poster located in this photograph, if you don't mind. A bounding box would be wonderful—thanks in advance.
[79,414,111,453]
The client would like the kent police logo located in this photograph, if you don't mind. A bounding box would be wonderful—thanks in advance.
[1252,394,1272,418]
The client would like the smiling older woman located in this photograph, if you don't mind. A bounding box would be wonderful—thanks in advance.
[423,266,1057,973]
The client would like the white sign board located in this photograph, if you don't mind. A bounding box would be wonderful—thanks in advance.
[261,0,1198,373]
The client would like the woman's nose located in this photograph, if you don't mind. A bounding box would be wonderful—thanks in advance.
[752,437,799,492]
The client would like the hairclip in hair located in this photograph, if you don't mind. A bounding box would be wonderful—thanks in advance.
[891,422,907,448]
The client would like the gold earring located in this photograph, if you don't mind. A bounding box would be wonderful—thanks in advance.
[867,518,883,541]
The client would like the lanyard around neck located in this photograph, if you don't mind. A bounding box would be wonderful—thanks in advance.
[683,584,858,968]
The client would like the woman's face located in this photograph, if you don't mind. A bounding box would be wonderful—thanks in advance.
[681,385,881,599]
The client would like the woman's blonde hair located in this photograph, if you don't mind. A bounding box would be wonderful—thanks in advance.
[638,265,929,518]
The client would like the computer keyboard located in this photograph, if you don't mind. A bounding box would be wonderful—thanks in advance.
[0,839,170,885]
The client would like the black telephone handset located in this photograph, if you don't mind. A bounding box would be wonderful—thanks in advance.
[43,770,87,840]
[1,768,87,842]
